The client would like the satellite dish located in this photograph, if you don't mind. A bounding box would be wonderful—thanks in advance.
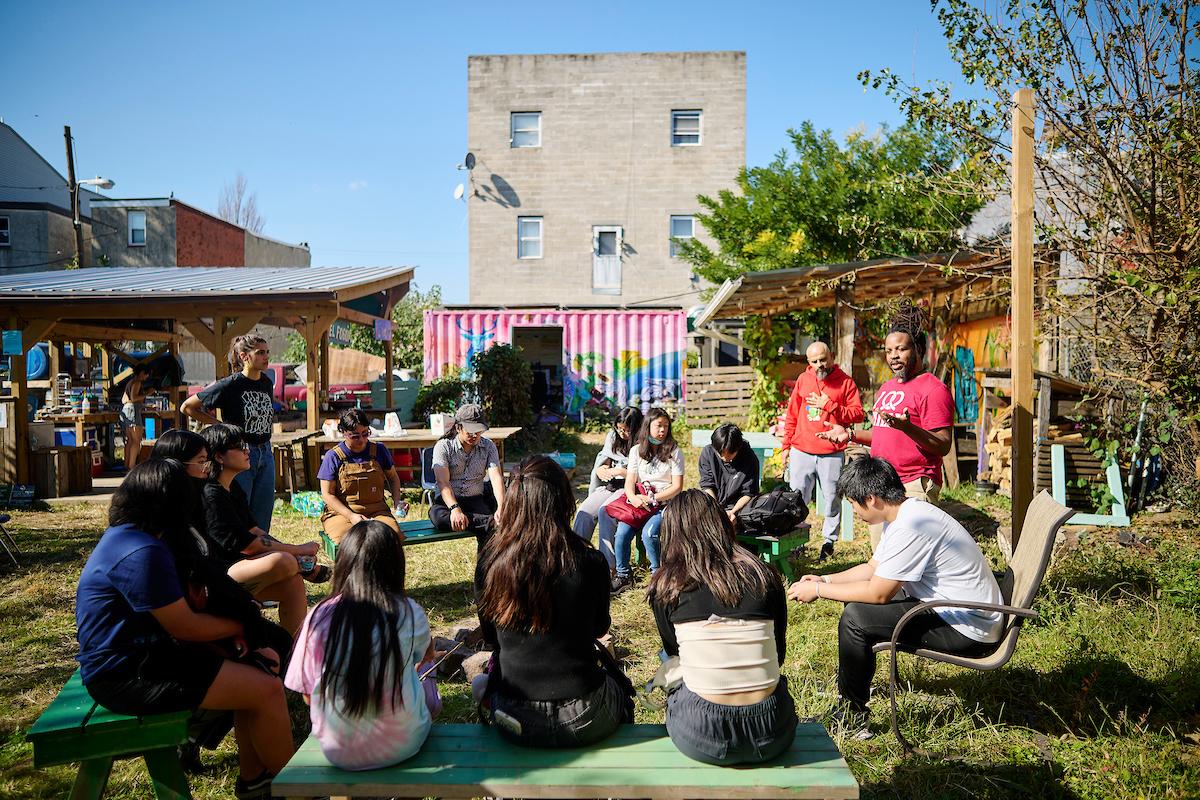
[453,183,465,200]
[464,152,476,170]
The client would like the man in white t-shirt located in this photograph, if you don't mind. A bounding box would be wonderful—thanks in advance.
[787,456,1003,738]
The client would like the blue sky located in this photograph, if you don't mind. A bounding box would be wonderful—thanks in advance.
[3,1,969,303]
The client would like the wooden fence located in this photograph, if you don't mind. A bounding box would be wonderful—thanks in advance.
[684,365,754,428]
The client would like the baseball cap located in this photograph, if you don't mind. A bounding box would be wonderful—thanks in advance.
[454,404,490,433]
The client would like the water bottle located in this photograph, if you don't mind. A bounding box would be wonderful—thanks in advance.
[81,394,91,415]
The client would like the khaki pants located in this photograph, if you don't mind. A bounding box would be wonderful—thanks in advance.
[869,477,941,550]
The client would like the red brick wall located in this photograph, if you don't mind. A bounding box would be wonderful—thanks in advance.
[173,201,244,266]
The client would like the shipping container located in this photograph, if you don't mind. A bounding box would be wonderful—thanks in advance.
[424,309,686,414]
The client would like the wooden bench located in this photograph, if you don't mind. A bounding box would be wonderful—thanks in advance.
[27,669,192,800]
[273,722,859,800]
[320,518,474,561]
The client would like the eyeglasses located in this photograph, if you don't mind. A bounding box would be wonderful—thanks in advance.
[344,429,372,440]
[233,442,250,452]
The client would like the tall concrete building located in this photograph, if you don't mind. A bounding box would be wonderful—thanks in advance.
[466,51,745,308]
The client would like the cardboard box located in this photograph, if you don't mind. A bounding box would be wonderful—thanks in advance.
[28,421,54,450]
[429,413,454,436]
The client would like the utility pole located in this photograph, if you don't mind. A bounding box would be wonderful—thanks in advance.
[63,125,86,267]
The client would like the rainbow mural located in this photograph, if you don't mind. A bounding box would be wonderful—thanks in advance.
[424,309,687,414]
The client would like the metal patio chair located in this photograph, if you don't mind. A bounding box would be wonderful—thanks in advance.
[872,490,1074,755]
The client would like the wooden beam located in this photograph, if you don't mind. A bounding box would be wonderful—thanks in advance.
[49,323,183,344]
[296,313,337,431]
[336,306,385,327]
[1011,87,1036,547]
[222,315,264,344]
[834,285,855,371]
[211,316,230,380]
[319,330,330,411]
[383,338,394,408]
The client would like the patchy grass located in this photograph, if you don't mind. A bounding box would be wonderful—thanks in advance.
[1,429,1197,798]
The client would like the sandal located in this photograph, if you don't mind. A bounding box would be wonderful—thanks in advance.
[300,563,332,584]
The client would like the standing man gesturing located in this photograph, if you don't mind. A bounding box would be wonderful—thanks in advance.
[818,309,953,549]
[182,334,277,533]
[781,341,863,562]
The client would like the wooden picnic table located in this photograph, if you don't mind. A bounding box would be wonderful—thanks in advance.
[304,426,522,489]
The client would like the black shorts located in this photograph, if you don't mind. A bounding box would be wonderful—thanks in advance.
[84,644,226,717]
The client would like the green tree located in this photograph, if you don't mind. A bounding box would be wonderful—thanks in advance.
[859,0,1199,505]
[679,122,984,428]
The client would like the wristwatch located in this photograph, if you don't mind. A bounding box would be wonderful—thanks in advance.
[449,503,459,510]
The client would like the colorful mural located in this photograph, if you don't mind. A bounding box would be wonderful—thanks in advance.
[424,310,687,414]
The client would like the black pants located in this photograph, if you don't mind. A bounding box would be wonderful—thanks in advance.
[429,488,497,547]
[666,676,798,766]
[838,599,998,712]
[492,674,627,749]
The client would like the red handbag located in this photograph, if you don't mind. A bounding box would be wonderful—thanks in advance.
[605,482,659,529]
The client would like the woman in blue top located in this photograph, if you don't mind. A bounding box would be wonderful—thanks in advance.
[75,460,294,799]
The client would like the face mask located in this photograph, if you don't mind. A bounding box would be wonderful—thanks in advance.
[648,435,663,445]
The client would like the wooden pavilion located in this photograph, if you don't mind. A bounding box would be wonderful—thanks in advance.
[0,266,413,484]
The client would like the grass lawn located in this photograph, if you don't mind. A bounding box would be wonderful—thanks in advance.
[1,428,1198,798]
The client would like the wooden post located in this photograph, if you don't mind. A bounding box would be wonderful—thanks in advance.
[167,321,183,430]
[1011,87,1036,546]
[297,313,336,432]
[11,318,57,484]
[383,338,395,408]
[319,330,331,413]
[212,316,229,380]
[834,285,855,372]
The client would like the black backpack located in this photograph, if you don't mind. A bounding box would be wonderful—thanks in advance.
[736,485,809,536]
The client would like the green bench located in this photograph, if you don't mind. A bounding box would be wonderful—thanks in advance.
[27,669,192,799]
[273,722,859,800]
[738,527,810,582]
[320,518,474,560]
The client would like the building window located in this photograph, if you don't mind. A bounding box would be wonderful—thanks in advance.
[128,210,146,246]
[518,216,543,259]
[670,215,695,257]
[0,216,9,247]
[671,110,702,146]
[511,112,542,148]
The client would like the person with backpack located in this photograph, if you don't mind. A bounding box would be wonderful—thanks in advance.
[698,423,760,527]
[319,408,409,545]
[572,406,643,570]
[473,456,631,748]
[607,408,685,595]
[285,519,439,770]
[647,490,797,765]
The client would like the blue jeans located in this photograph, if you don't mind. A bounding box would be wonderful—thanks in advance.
[233,442,275,532]
[615,510,663,578]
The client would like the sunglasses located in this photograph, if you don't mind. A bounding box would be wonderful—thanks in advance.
[344,429,372,440]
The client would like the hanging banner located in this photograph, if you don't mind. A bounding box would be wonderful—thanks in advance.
[329,320,353,347]
[374,319,393,342]
[1,330,21,356]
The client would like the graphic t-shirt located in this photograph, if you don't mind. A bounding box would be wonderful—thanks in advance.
[285,596,432,771]
[196,373,275,446]
[76,524,184,683]
[869,372,954,484]
[872,499,1004,643]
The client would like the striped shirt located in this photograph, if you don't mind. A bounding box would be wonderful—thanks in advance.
[432,436,499,497]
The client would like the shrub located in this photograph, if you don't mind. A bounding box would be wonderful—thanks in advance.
[471,344,532,428]
[414,374,471,420]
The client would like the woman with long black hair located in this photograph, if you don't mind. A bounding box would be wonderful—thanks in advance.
[647,490,798,766]
[473,456,631,748]
[285,519,437,770]
[75,460,293,798]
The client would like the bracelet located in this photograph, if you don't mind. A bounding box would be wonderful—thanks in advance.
[822,575,832,584]
[815,582,821,599]
[848,428,855,443]
[449,503,459,510]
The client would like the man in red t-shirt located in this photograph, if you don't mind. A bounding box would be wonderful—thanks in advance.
[819,327,954,549]
[782,341,864,561]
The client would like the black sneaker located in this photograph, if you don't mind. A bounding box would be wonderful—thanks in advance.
[818,541,835,563]
[610,575,632,596]
[828,704,873,741]
[234,770,274,800]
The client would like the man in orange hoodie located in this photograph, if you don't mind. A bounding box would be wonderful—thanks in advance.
[782,341,864,562]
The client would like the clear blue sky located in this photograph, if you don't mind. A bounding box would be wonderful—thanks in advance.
[3,1,969,303]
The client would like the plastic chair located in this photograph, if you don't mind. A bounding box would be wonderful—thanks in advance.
[420,447,438,506]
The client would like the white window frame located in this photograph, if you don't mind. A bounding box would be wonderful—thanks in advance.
[0,216,9,247]
[671,110,702,146]
[592,225,623,294]
[127,210,147,246]
[510,111,542,148]
[517,216,543,259]
[669,215,695,258]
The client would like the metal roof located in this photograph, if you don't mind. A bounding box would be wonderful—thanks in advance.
[694,250,1010,327]
[0,266,414,301]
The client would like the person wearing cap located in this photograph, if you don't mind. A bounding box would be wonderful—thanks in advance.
[428,404,505,543]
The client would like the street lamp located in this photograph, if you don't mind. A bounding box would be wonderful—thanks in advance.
[63,126,115,268]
